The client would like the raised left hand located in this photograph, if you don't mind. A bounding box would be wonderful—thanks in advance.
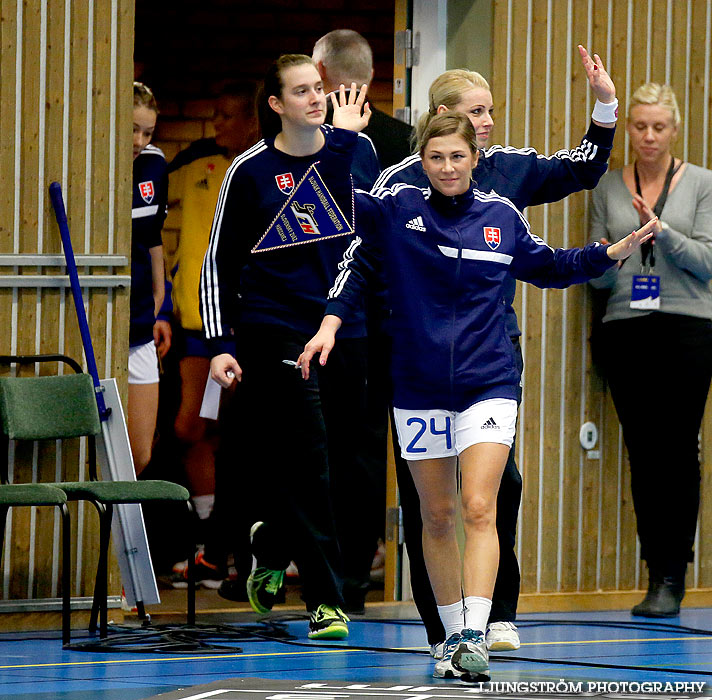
[607,217,658,260]
[578,45,616,104]
[331,82,371,133]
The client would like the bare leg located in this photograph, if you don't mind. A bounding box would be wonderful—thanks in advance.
[459,443,509,599]
[408,457,460,605]
[127,382,159,475]
[174,356,217,497]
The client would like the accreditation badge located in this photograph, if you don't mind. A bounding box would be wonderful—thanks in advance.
[252,164,354,253]
[630,275,661,310]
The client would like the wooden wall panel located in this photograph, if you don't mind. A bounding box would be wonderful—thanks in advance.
[0,0,134,607]
[492,0,712,598]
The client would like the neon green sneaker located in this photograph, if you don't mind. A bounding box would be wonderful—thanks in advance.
[308,604,350,639]
[246,566,285,614]
[246,521,286,614]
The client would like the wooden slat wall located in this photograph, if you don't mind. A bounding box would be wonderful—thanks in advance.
[0,0,134,602]
[492,0,712,596]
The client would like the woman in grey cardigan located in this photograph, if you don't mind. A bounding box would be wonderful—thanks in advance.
[590,82,712,617]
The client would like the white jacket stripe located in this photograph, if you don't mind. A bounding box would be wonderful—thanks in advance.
[200,140,267,338]
[132,205,159,219]
[329,236,362,299]
[438,245,513,265]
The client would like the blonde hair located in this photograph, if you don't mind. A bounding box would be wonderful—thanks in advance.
[417,112,478,159]
[133,81,158,113]
[628,82,681,128]
[413,69,490,150]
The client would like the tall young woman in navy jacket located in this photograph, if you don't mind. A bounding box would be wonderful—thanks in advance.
[200,55,375,640]
[299,112,655,679]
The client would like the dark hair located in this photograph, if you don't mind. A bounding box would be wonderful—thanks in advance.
[417,112,478,158]
[133,81,158,113]
[217,80,257,103]
[257,54,317,138]
[215,80,258,123]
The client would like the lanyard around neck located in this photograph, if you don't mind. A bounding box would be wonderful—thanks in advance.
[633,156,680,270]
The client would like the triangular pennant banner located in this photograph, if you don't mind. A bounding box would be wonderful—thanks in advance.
[252,163,354,253]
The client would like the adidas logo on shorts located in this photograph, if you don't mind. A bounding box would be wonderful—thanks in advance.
[481,417,500,429]
[406,215,426,232]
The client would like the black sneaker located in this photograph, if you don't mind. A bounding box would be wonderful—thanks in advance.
[308,604,349,639]
[217,577,249,602]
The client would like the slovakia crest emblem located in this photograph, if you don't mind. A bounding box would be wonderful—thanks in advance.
[484,226,501,250]
[139,181,155,204]
[275,172,295,195]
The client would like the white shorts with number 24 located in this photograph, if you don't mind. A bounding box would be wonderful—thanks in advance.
[393,398,517,461]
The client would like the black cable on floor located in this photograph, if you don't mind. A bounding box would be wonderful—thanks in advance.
[64,620,294,654]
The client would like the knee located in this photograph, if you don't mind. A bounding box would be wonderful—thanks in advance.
[461,494,496,533]
[131,443,152,474]
[174,412,207,444]
[420,502,457,539]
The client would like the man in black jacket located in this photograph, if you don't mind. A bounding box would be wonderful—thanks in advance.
[313,29,412,169]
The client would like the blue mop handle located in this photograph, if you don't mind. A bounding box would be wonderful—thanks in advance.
[49,181,110,421]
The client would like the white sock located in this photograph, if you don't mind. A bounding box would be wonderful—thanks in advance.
[192,494,215,520]
[437,600,464,638]
[463,595,492,633]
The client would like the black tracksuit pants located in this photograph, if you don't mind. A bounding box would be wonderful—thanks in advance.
[601,313,712,574]
[396,337,524,645]
[226,323,369,611]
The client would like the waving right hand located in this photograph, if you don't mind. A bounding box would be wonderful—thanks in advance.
[331,82,372,133]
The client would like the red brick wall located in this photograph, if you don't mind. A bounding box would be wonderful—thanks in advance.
[135,0,396,163]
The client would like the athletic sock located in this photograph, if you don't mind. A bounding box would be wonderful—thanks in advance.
[437,600,464,638]
[192,493,215,521]
[463,595,492,633]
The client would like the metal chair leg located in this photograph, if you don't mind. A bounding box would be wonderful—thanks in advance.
[99,503,112,638]
[60,502,71,645]
[186,500,196,626]
[88,501,109,636]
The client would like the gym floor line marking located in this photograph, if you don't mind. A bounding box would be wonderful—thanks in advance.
[0,648,373,670]
[522,635,712,646]
[2,636,711,672]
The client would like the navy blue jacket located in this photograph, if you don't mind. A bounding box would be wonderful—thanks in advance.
[131,144,168,347]
[327,185,616,412]
[372,122,616,338]
[200,127,379,348]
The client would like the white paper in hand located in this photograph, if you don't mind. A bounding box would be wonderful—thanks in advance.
[199,375,222,420]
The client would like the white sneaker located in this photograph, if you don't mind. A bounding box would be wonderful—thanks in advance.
[452,628,490,681]
[432,633,465,679]
[486,621,520,650]
[430,640,445,659]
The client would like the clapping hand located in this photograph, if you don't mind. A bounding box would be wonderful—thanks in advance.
[632,194,663,234]
[331,82,371,133]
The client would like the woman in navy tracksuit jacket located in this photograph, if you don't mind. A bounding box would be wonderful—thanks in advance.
[372,50,618,654]
[200,56,377,640]
[129,82,171,474]
[299,112,654,679]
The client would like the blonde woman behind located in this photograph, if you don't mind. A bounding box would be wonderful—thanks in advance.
[590,83,712,617]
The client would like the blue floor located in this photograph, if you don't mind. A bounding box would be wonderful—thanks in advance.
[1,607,712,698]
